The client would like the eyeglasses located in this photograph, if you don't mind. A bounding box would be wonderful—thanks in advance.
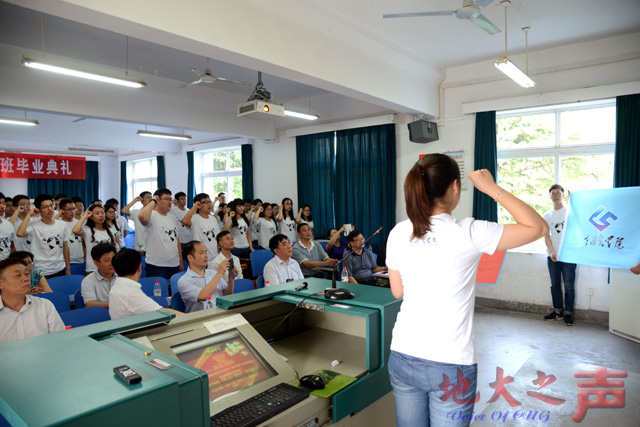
[159,197,172,202]
[200,200,213,205]
[550,192,563,196]
[352,237,365,242]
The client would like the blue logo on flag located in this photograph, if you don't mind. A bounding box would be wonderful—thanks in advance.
[588,205,618,232]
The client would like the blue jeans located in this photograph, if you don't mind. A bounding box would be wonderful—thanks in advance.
[145,263,180,280]
[389,351,478,427]
[547,257,576,314]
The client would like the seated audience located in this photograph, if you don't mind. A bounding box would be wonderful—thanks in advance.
[0,193,16,261]
[178,241,234,312]
[276,197,298,243]
[343,230,386,285]
[57,198,84,266]
[325,225,350,260]
[81,243,117,308]
[17,194,70,279]
[138,188,183,279]
[292,223,337,278]
[182,193,220,259]
[296,204,315,238]
[252,203,277,250]
[73,204,116,275]
[108,249,182,319]
[263,234,304,286]
[8,251,52,294]
[209,231,243,282]
[0,258,65,344]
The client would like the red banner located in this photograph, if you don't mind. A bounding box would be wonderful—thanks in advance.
[0,153,85,180]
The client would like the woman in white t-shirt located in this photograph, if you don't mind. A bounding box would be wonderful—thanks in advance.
[104,203,122,251]
[386,154,548,427]
[72,204,117,274]
[252,203,277,250]
[276,197,297,243]
[296,204,315,239]
[222,199,253,258]
[214,203,229,231]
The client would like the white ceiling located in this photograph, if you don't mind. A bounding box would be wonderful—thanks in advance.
[1,0,638,157]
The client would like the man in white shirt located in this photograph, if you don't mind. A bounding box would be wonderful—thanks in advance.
[171,191,192,248]
[106,198,129,249]
[181,193,220,259]
[109,248,182,319]
[209,231,243,282]
[58,198,84,266]
[138,188,183,279]
[0,193,16,261]
[122,191,152,252]
[16,194,70,279]
[542,184,577,326]
[178,241,234,312]
[72,197,84,221]
[8,195,33,252]
[0,258,65,344]
[4,197,16,220]
[263,234,304,286]
[81,242,117,308]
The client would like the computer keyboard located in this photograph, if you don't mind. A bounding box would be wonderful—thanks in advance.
[210,382,310,427]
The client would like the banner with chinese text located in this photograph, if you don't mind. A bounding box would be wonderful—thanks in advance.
[0,153,85,180]
[559,187,640,269]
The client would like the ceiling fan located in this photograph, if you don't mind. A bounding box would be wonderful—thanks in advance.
[383,0,502,35]
[179,58,252,88]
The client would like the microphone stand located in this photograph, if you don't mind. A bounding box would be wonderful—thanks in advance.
[325,227,383,300]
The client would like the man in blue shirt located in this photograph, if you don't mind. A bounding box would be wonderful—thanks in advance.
[343,230,386,285]
[291,223,337,278]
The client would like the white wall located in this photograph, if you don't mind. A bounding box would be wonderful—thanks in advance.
[0,178,28,197]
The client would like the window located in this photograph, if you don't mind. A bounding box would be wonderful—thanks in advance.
[496,100,616,251]
[127,158,157,202]
[195,147,242,200]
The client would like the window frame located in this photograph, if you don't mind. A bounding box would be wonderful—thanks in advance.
[127,157,157,202]
[194,146,243,200]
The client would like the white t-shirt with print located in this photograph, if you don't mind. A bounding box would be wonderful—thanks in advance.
[83,226,114,273]
[253,218,277,249]
[13,216,33,252]
[108,224,122,251]
[0,219,16,261]
[116,216,128,248]
[229,218,250,249]
[130,209,147,251]
[171,206,192,244]
[279,217,298,243]
[191,214,220,259]
[144,210,180,267]
[543,206,568,257]
[387,215,503,366]
[26,220,70,275]
[59,218,84,264]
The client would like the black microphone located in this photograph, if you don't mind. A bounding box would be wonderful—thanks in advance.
[325,226,384,301]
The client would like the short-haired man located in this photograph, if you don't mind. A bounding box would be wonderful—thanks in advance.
[71,197,84,221]
[178,241,234,312]
[542,184,577,326]
[343,230,386,285]
[182,193,220,259]
[122,191,153,252]
[4,197,16,219]
[0,193,16,261]
[263,234,303,286]
[53,193,68,212]
[106,198,128,249]
[292,223,337,278]
[138,188,183,279]
[91,199,103,207]
[8,195,33,252]
[81,243,117,308]
[0,258,65,344]
[108,249,182,319]
[57,198,84,266]
[16,194,71,279]
[209,231,243,282]
[171,191,192,247]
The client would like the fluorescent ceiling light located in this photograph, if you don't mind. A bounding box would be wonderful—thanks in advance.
[494,56,536,88]
[0,116,39,126]
[137,130,192,140]
[68,147,115,153]
[21,55,146,89]
[284,110,319,120]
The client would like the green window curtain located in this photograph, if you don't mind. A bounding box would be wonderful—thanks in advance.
[614,94,640,188]
[28,160,99,204]
[296,132,336,239]
[156,155,166,189]
[186,151,195,206]
[473,111,498,222]
[241,144,254,200]
[334,124,396,252]
[120,161,127,207]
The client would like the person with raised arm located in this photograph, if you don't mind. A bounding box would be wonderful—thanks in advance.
[181,193,220,260]
[72,204,116,275]
[222,199,254,257]
[276,197,297,243]
[252,203,277,250]
[385,154,547,427]
[121,191,152,252]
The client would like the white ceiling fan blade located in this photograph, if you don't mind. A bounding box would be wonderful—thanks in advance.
[179,79,203,88]
[189,68,204,77]
[383,10,455,19]
[213,77,252,86]
[474,0,496,7]
[471,13,501,35]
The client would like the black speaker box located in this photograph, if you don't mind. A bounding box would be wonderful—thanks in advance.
[408,120,439,143]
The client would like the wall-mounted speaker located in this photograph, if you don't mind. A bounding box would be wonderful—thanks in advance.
[408,120,439,143]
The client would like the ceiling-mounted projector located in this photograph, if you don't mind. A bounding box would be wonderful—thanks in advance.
[237,100,285,118]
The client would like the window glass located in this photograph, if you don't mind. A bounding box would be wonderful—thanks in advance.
[230,176,243,200]
[229,150,242,170]
[560,154,614,191]
[497,113,555,150]
[213,152,227,172]
[134,160,151,179]
[560,106,616,145]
